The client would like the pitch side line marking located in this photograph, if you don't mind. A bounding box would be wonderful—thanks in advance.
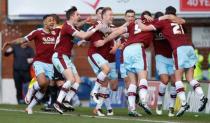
[0,108,180,123]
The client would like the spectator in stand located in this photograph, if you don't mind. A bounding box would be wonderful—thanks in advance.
[4,42,35,104]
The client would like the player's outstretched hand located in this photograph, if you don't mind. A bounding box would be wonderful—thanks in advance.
[109,44,118,54]
[143,15,154,22]
[94,40,105,47]
[2,41,11,51]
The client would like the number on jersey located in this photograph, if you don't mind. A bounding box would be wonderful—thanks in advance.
[171,23,184,35]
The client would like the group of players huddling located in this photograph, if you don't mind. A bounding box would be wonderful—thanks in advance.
[2,5,208,117]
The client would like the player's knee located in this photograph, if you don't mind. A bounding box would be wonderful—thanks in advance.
[70,77,76,83]
[75,76,81,84]
[161,78,169,85]
[37,77,49,88]
[102,65,111,74]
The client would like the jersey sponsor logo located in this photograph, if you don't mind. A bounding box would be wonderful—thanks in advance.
[42,37,56,44]
[154,32,165,40]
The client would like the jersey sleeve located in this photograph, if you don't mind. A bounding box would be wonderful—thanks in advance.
[66,25,78,36]
[151,20,165,30]
[24,30,38,41]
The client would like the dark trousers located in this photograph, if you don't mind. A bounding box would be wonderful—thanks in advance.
[13,70,31,102]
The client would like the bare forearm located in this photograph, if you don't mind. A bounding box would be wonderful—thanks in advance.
[173,17,185,24]
[104,31,122,43]
[12,38,26,45]
[110,27,118,32]
[104,26,126,43]
[158,15,170,21]
[159,15,185,24]
[81,30,96,39]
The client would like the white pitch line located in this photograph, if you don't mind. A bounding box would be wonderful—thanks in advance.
[0,108,180,123]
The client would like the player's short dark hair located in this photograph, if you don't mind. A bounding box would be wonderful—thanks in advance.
[101,7,112,18]
[51,14,60,24]
[43,14,53,21]
[165,6,176,15]
[125,9,135,15]
[66,6,77,20]
[141,10,152,17]
[96,7,104,14]
[154,11,164,19]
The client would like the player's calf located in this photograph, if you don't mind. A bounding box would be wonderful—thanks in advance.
[25,81,40,104]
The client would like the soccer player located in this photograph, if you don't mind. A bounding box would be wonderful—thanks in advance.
[115,9,135,115]
[153,12,176,117]
[120,9,136,95]
[43,14,61,110]
[94,10,155,116]
[52,6,102,114]
[87,7,117,116]
[138,6,208,117]
[2,14,59,114]
[95,7,104,21]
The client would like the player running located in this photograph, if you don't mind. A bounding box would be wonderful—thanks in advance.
[52,6,103,114]
[153,12,176,117]
[138,6,208,117]
[2,14,60,114]
[119,9,135,98]
[87,7,118,116]
[94,10,156,116]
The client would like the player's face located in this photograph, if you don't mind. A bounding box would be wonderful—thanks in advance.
[96,9,103,20]
[44,16,55,30]
[125,12,135,23]
[103,10,113,24]
[72,11,81,24]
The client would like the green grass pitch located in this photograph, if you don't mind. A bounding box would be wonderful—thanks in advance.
[0,104,209,123]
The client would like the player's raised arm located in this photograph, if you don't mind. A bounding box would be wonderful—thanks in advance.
[143,14,154,22]
[159,14,185,24]
[137,20,156,32]
[2,38,27,51]
[94,24,128,47]
[73,23,103,39]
